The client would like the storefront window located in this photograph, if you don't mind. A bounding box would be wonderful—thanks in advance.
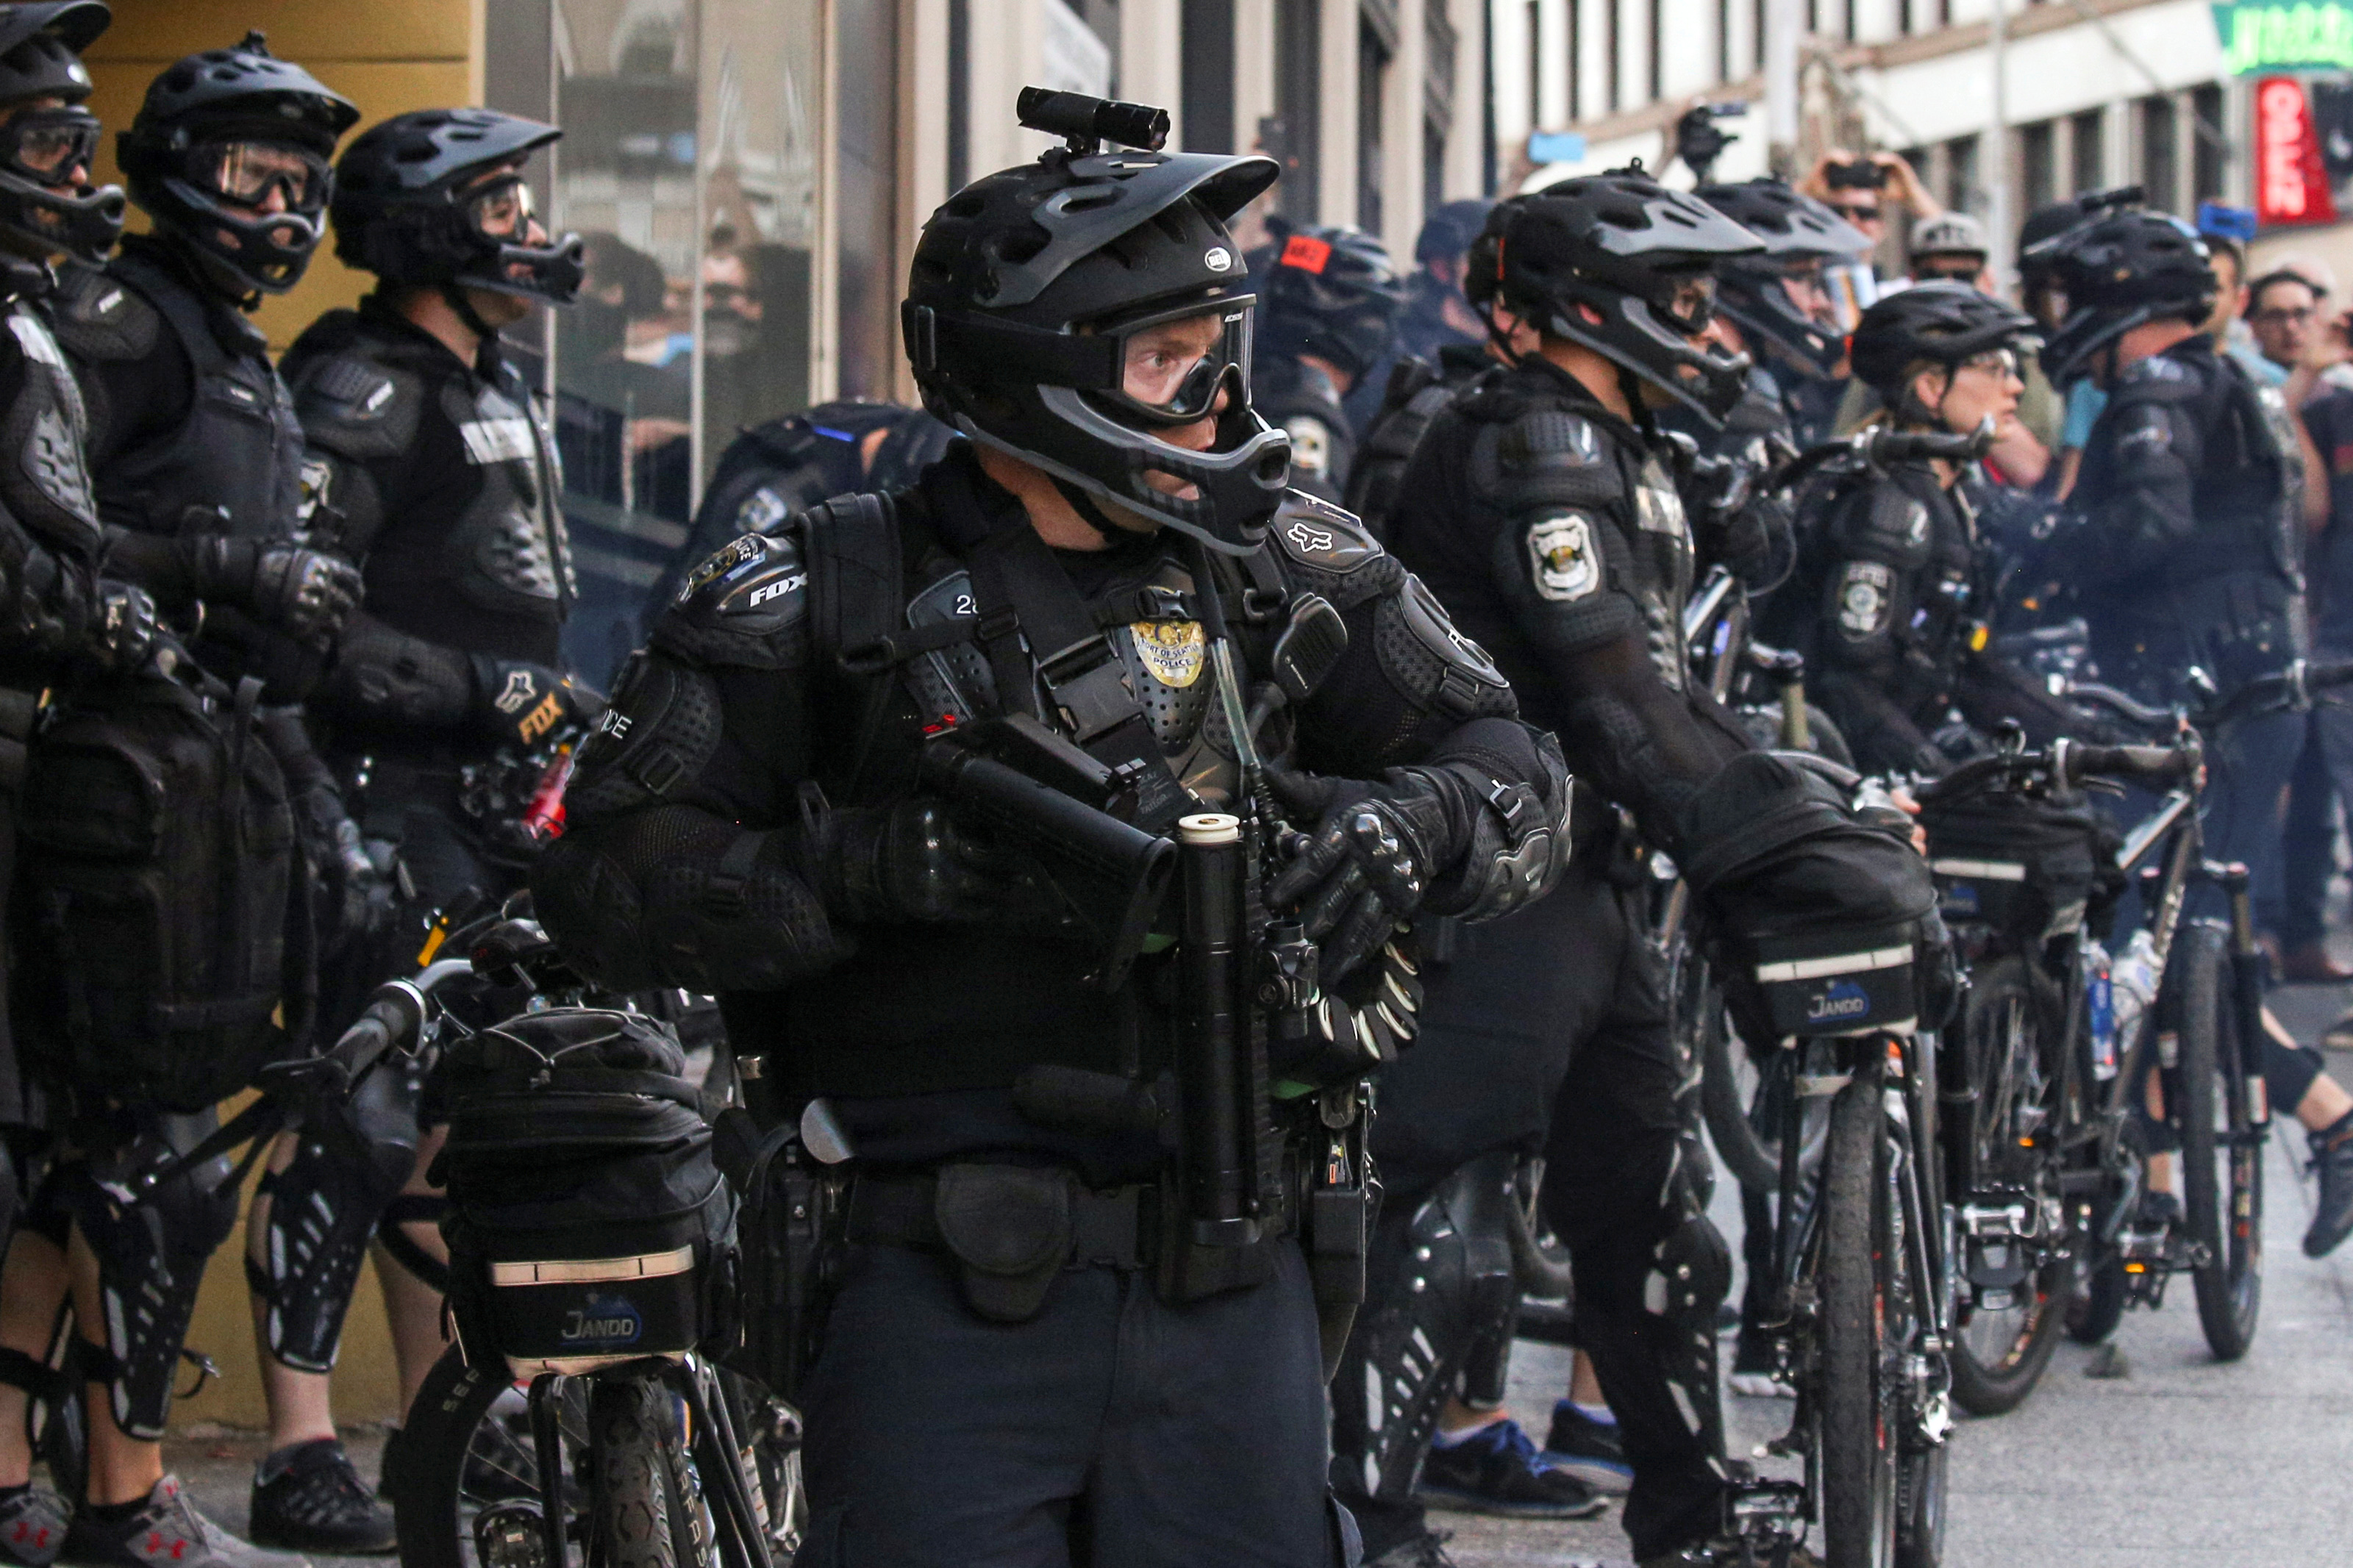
[835,0,900,401]
[551,0,702,682]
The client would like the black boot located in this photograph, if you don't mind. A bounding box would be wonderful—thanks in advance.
[2304,1109,2353,1259]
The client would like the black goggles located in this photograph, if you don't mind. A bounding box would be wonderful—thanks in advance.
[189,140,332,215]
[0,106,98,190]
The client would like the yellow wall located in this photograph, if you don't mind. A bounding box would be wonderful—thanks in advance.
[85,0,487,351]
[76,0,490,1429]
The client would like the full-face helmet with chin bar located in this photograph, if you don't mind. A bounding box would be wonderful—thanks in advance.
[902,88,1290,554]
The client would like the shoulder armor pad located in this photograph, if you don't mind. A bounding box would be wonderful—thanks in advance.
[286,350,424,461]
[652,529,811,670]
[1271,492,1381,573]
[46,265,157,362]
[1825,478,1934,568]
[1473,404,1619,512]
[1265,492,1398,609]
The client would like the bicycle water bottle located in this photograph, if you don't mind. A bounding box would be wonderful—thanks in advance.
[2085,939,2117,1080]
[2110,929,2162,1075]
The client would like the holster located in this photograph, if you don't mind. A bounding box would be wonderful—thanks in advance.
[935,1164,1075,1323]
[717,1110,844,1404]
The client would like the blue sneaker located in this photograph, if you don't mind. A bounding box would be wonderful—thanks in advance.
[1540,1400,1635,1494]
[1415,1418,1607,1519]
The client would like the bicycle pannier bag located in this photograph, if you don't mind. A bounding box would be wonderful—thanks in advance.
[438,1009,736,1376]
[1921,790,2106,942]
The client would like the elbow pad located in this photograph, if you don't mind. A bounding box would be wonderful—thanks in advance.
[322,616,473,732]
[1396,718,1574,922]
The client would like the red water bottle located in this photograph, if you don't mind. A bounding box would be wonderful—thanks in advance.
[522,745,574,843]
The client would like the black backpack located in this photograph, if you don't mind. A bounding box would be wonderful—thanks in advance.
[14,670,305,1113]
[437,1008,737,1375]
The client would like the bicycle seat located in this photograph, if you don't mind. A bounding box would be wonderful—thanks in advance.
[470,917,557,981]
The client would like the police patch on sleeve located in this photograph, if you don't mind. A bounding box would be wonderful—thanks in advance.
[1527,512,1601,602]
[1835,561,1893,638]
[1285,415,1333,480]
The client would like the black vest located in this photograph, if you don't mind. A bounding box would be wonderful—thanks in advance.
[54,243,303,543]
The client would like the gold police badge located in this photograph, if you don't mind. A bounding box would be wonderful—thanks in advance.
[1129,620,1206,687]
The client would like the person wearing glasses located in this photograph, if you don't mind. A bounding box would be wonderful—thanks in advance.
[1786,284,2082,779]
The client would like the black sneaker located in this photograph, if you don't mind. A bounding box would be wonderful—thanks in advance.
[60,1476,308,1568]
[1363,1529,1459,1567]
[1540,1400,1633,1495]
[2134,1189,2183,1231]
[249,1439,396,1555]
[0,1486,68,1567]
[2305,1114,2353,1258]
[1415,1419,1607,1519]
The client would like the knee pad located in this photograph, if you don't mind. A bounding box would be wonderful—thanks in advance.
[1643,1210,1732,1453]
[250,1062,424,1372]
[1330,1151,1520,1502]
[62,1126,239,1439]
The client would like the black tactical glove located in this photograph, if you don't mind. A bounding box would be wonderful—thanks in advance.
[290,778,393,948]
[1268,771,1449,986]
[90,579,157,673]
[188,539,363,648]
[468,656,606,749]
[799,797,1038,926]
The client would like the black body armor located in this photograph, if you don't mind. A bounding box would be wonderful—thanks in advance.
[2064,334,2298,698]
[51,237,301,543]
[282,297,574,748]
[536,447,1562,1165]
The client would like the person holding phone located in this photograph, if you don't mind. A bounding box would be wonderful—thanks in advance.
[1798,148,1941,282]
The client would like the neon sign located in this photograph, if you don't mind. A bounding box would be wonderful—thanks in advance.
[2214,1,2353,75]
[2255,76,2337,226]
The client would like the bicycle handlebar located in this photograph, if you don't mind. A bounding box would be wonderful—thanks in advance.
[1915,734,2198,802]
[1861,418,1996,466]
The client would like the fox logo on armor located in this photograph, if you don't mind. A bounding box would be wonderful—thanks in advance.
[493,668,540,714]
[519,692,566,743]
[1527,513,1599,601]
[1285,518,1335,554]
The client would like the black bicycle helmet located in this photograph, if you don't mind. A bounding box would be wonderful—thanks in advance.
[2032,207,2212,387]
[1696,179,1868,376]
[331,108,584,304]
[0,1,121,266]
[118,33,358,296]
[1849,282,2035,420]
[1254,220,1405,384]
[1416,197,1494,265]
[1493,167,1765,424]
[903,88,1288,554]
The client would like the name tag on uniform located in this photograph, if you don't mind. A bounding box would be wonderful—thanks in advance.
[460,417,536,465]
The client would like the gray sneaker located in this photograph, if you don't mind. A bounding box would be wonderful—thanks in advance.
[60,1476,309,1568]
[0,1485,70,1567]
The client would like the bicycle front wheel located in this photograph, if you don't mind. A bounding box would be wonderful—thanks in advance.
[2176,922,2263,1361]
[1948,958,2069,1415]
[1818,1070,1899,1568]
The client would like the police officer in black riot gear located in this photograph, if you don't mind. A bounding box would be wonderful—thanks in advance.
[1696,179,1868,449]
[29,33,382,1556]
[1379,169,1940,1568]
[1251,221,1405,504]
[2035,209,2353,1258]
[534,90,1571,1568]
[1790,284,2086,778]
[235,107,593,1519]
[0,12,288,1568]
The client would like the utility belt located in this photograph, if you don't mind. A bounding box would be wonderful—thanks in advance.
[844,1159,1305,1323]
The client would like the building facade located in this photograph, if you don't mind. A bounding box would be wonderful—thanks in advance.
[1492,0,2249,279]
